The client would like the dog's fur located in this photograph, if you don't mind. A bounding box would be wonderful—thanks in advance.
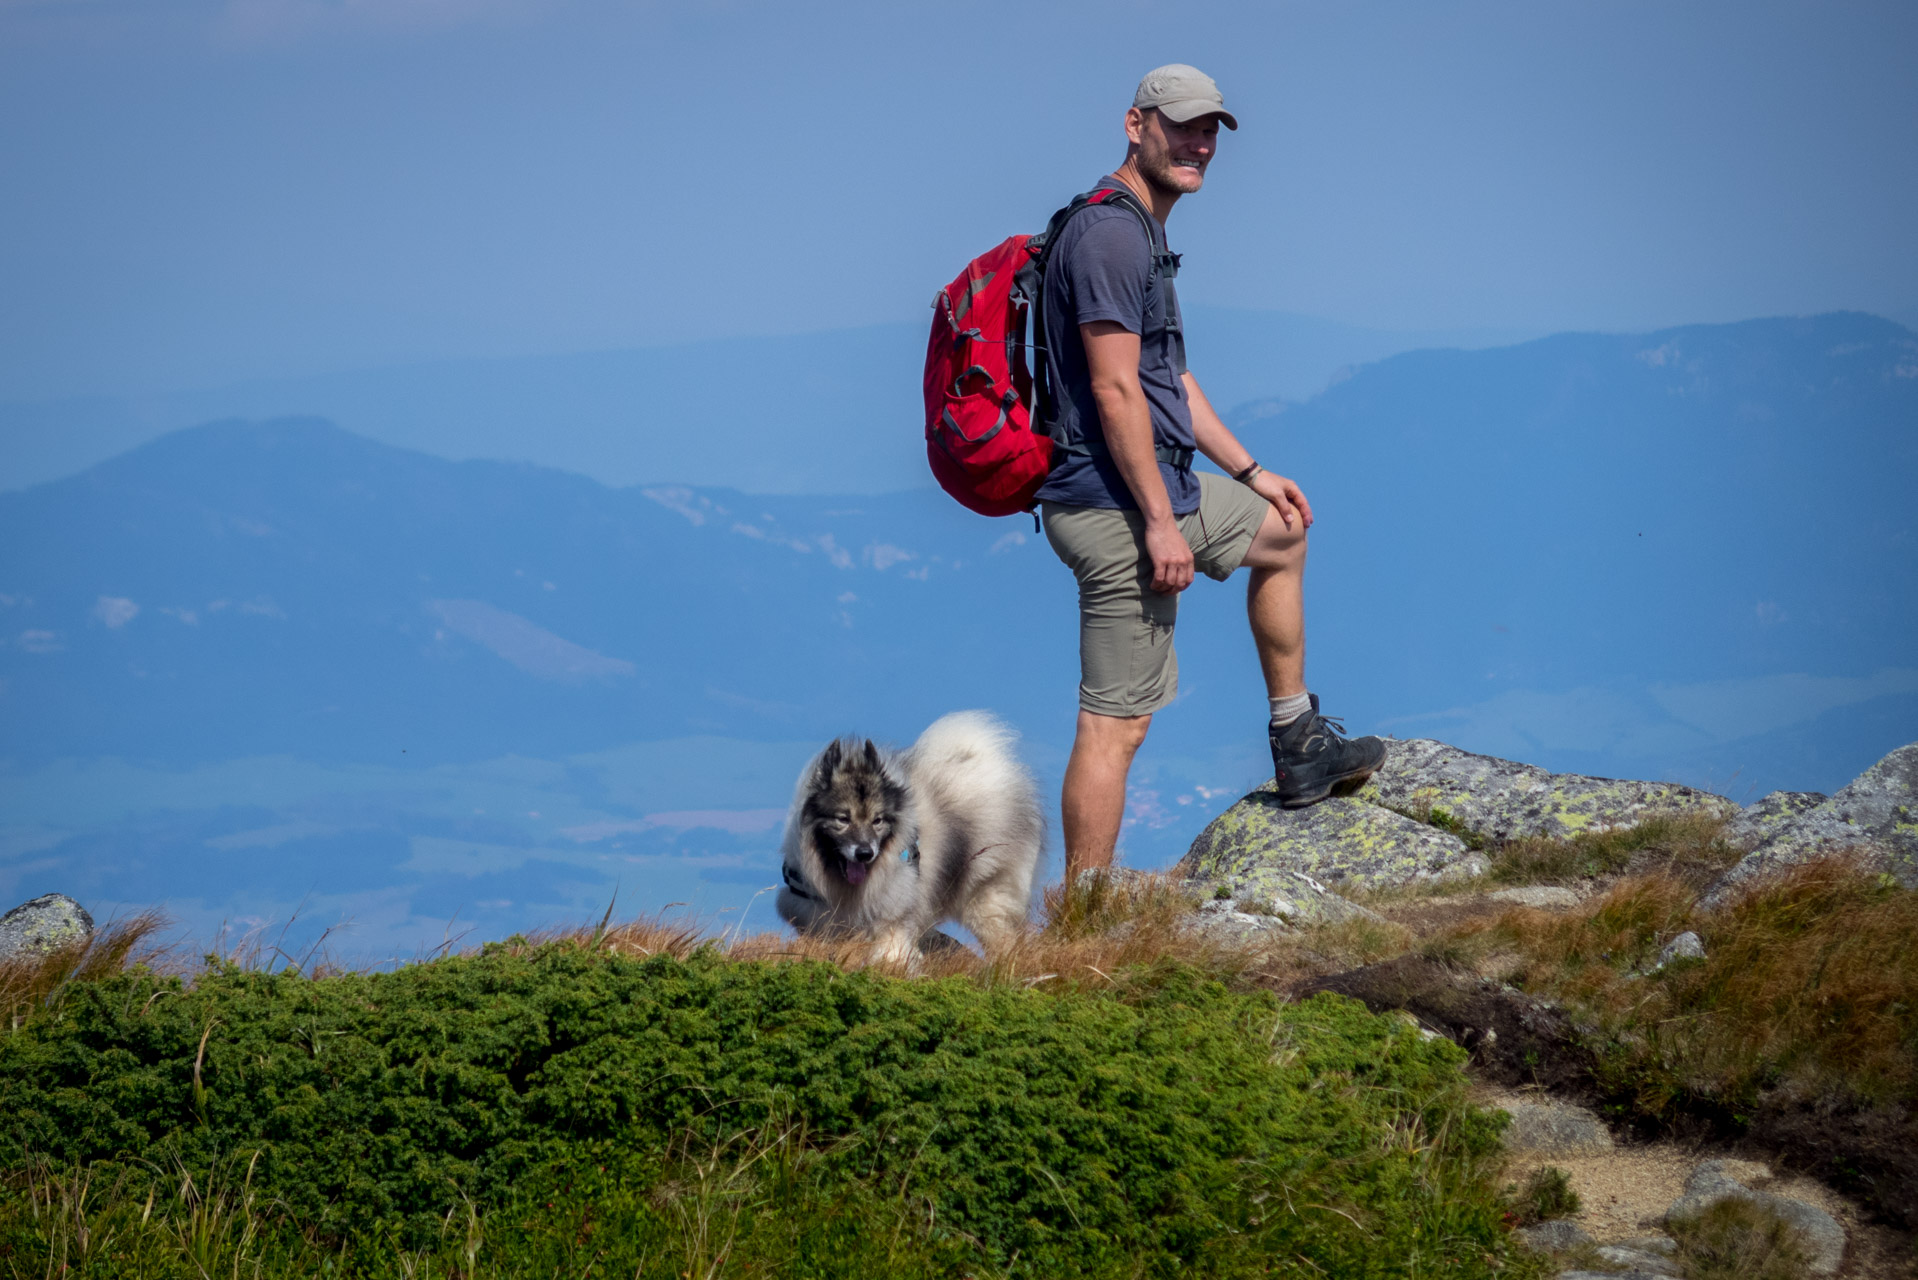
[775,710,1043,963]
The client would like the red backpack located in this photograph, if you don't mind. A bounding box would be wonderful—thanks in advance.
[923,188,1158,518]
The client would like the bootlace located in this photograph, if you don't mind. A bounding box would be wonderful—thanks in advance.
[1316,714,1352,741]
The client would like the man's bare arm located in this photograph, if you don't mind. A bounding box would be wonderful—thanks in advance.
[1083,320,1195,593]
[1183,370,1314,530]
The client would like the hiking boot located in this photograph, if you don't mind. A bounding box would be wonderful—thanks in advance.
[1269,695,1388,809]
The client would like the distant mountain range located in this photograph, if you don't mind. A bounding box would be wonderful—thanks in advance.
[0,307,1532,495]
[1,311,1913,957]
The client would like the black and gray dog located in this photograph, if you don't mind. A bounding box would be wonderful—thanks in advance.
[776,711,1044,964]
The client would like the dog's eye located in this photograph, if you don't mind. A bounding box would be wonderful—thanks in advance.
[832,811,851,825]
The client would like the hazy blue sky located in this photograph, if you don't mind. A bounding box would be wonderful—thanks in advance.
[2,0,1914,400]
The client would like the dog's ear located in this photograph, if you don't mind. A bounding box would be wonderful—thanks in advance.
[819,740,843,777]
[861,739,882,770]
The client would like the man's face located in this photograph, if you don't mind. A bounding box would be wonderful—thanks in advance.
[1128,107,1220,196]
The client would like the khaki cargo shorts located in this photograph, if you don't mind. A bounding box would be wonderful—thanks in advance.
[1042,472,1271,717]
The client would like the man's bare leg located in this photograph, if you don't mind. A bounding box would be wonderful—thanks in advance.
[1060,709,1152,880]
[1241,505,1308,699]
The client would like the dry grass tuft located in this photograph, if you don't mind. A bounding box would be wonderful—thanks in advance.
[1456,856,1918,1114]
[1668,1194,1815,1280]
[0,911,171,1029]
[1491,811,1740,886]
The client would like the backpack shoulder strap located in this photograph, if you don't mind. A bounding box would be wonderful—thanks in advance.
[1021,186,1182,431]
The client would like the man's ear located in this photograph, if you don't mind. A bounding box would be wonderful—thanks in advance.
[1124,105,1147,146]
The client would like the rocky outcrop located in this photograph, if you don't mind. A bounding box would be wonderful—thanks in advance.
[1181,738,1736,897]
[1498,1098,1614,1156]
[1664,1159,1846,1276]
[1705,742,1918,907]
[1358,739,1738,842]
[1178,789,1484,893]
[1722,789,1827,849]
[0,894,94,962]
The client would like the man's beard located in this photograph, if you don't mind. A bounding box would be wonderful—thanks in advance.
[1138,147,1204,197]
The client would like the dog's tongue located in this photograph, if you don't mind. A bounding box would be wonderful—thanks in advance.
[842,860,870,886]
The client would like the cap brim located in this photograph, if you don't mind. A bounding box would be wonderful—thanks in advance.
[1157,99,1238,130]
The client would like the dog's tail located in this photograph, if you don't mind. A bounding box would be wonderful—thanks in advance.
[910,709,1018,771]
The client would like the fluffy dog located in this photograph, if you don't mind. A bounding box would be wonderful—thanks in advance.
[776,710,1043,964]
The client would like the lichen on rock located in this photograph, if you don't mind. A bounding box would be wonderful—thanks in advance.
[1722,789,1828,850]
[1358,738,1738,842]
[1705,742,1918,907]
[1177,789,1485,893]
[0,893,94,962]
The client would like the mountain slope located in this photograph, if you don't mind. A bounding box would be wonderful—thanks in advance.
[1,312,1913,953]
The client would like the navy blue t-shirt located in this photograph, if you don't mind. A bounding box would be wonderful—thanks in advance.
[1033,177,1197,514]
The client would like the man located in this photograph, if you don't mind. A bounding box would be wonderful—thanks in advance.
[1037,64,1386,880]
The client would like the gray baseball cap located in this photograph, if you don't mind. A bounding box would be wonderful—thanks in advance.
[1133,64,1238,130]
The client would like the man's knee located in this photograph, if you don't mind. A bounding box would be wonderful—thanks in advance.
[1241,505,1307,572]
[1075,709,1153,757]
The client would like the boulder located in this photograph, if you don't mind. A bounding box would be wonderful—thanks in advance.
[1722,789,1828,849]
[1498,1099,1614,1156]
[1513,1219,1591,1251]
[1178,789,1485,893]
[0,894,94,962]
[1357,738,1737,843]
[1490,885,1581,909]
[1665,1159,1845,1276]
[1554,1272,1668,1280]
[1656,931,1705,966]
[1704,742,1918,908]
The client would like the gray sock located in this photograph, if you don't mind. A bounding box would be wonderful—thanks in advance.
[1269,691,1312,726]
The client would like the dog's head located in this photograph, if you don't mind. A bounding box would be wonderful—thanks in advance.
[801,738,907,888]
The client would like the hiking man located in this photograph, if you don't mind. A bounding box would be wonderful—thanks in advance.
[1037,64,1386,880]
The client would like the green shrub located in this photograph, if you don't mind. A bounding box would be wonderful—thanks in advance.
[1504,1165,1580,1225]
[0,945,1526,1278]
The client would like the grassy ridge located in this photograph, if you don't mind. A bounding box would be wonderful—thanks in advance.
[0,939,1528,1278]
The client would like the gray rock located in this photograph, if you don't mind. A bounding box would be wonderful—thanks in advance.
[1514,1219,1591,1251]
[0,894,94,962]
[1187,870,1387,931]
[1666,1159,1845,1276]
[1704,742,1918,907]
[1490,885,1582,909]
[1690,1157,1772,1187]
[1554,1272,1668,1280]
[1593,1245,1680,1276]
[1357,738,1738,843]
[1177,787,1486,893]
[1189,898,1293,943]
[1499,1100,1614,1156]
[1613,1235,1677,1256]
[1723,790,1828,849]
[1657,931,1706,966]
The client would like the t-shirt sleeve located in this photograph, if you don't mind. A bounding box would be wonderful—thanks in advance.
[1063,212,1152,335]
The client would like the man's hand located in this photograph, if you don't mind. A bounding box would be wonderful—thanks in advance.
[1144,517,1195,594]
[1250,468,1314,530]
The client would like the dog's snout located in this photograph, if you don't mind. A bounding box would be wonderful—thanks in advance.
[851,842,879,863]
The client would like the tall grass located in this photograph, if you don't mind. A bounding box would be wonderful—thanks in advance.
[0,910,169,1031]
[1463,856,1918,1116]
